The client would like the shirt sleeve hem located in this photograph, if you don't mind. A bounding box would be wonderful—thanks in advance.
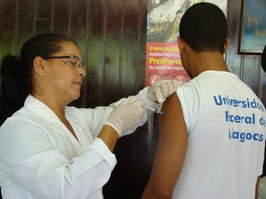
[89,138,117,167]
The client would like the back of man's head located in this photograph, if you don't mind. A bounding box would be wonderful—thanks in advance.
[262,45,266,72]
[179,2,227,53]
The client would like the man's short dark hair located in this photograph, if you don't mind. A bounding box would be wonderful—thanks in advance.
[262,45,266,72]
[179,2,227,53]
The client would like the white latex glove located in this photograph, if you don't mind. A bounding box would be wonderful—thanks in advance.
[148,79,181,103]
[104,96,145,137]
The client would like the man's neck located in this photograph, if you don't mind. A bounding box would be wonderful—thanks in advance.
[189,51,229,78]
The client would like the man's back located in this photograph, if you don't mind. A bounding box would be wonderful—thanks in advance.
[174,70,265,198]
[141,3,266,199]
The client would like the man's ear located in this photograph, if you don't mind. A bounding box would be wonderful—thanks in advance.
[177,37,185,54]
[224,37,230,53]
[33,56,46,76]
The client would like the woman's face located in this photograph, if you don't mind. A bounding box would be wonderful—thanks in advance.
[41,41,86,105]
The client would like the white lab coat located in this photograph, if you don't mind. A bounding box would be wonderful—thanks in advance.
[0,87,159,199]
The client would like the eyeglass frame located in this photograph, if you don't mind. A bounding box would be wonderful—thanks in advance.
[42,55,86,71]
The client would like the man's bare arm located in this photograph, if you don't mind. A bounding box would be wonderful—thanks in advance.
[142,93,188,199]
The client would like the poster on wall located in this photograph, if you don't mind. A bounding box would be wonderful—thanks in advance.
[145,0,227,86]
[239,0,266,54]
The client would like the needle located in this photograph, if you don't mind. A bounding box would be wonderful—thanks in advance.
[145,106,164,115]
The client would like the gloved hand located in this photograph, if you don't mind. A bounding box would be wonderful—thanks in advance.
[104,96,145,137]
[148,79,181,103]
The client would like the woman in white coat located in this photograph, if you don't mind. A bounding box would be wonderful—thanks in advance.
[0,33,178,199]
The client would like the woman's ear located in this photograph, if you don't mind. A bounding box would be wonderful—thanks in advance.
[33,56,46,76]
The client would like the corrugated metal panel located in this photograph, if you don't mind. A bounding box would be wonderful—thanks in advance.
[226,0,265,102]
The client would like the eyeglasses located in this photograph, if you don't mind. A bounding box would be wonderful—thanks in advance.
[43,55,86,71]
